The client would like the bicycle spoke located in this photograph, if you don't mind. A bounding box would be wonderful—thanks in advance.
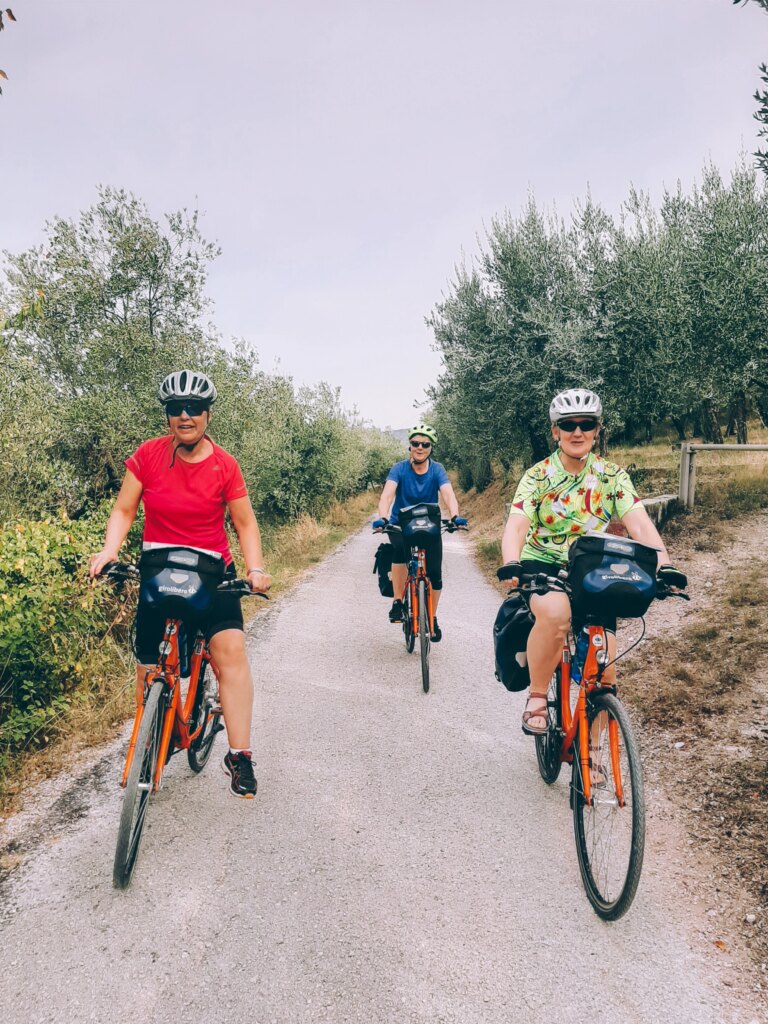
[573,693,645,919]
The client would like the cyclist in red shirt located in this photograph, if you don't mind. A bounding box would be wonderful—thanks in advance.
[90,370,270,798]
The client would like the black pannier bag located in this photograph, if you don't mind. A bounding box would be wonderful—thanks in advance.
[567,533,657,620]
[399,503,441,544]
[372,543,394,597]
[138,546,226,619]
[493,595,535,692]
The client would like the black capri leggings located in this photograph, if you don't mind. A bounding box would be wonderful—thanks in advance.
[389,530,443,590]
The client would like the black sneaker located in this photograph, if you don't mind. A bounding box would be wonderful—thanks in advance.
[389,599,404,623]
[431,617,442,643]
[222,750,257,798]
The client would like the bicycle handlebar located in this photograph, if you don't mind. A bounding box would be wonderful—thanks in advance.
[377,520,468,536]
[101,561,270,599]
[498,568,689,602]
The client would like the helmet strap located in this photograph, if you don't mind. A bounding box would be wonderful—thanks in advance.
[168,434,208,468]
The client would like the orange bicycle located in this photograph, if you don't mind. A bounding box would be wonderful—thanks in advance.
[382,503,467,693]
[500,547,687,919]
[103,554,266,889]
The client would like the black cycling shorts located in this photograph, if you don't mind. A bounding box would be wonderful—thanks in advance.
[520,558,617,634]
[388,530,443,590]
[133,562,244,665]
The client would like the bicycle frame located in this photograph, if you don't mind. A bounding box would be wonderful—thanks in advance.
[120,617,213,792]
[556,623,623,809]
[403,546,434,638]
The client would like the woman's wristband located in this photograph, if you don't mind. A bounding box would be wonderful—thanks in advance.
[247,567,267,576]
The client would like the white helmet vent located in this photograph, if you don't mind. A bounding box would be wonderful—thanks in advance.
[549,388,602,422]
[158,370,217,405]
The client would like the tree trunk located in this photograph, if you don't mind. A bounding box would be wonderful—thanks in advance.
[734,390,748,444]
[700,399,724,444]
[670,416,688,441]
[598,427,608,457]
[473,455,493,493]
[726,405,736,437]
[528,425,550,462]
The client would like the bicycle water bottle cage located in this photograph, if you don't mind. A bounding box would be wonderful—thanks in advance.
[400,503,441,543]
[138,546,226,619]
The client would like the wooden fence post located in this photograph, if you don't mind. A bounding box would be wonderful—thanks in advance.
[678,443,690,507]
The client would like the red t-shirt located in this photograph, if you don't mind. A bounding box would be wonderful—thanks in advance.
[125,436,249,563]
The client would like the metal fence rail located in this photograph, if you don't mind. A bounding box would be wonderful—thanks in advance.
[678,442,768,509]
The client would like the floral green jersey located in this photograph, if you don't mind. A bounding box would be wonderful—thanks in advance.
[510,450,640,565]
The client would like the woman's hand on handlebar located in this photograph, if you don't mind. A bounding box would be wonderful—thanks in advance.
[247,568,272,593]
[657,564,687,590]
[89,549,119,578]
[497,561,524,586]
[372,517,389,533]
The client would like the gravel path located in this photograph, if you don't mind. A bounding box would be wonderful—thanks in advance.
[0,528,742,1023]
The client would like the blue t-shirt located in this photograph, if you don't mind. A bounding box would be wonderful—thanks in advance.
[386,459,450,525]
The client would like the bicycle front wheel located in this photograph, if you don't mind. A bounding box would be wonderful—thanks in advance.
[113,680,168,889]
[572,692,645,920]
[403,584,415,654]
[418,579,430,693]
[187,661,223,773]
[535,668,562,784]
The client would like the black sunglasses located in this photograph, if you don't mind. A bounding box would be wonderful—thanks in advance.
[410,440,432,449]
[557,418,599,433]
[165,399,210,418]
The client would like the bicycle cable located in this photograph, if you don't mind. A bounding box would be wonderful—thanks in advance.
[597,617,646,675]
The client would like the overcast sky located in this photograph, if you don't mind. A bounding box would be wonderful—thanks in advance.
[1,0,766,427]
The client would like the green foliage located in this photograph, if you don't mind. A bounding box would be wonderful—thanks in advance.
[0,512,131,771]
[429,159,768,475]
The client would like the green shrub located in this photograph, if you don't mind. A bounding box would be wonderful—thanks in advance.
[0,513,131,771]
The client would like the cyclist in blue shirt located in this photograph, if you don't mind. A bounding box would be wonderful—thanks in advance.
[373,423,466,641]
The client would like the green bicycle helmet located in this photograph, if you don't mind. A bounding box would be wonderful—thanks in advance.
[408,423,438,445]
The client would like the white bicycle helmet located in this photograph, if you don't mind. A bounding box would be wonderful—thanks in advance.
[158,370,217,405]
[549,388,602,423]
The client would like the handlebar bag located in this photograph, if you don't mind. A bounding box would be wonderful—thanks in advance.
[400,503,441,543]
[138,546,226,619]
[493,594,534,692]
[567,533,657,619]
[372,543,395,597]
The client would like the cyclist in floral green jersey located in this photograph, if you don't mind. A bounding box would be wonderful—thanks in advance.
[500,389,687,735]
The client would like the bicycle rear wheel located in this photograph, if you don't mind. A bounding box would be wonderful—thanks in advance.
[535,668,562,784]
[187,660,223,773]
[572,692,645,920]
[418,579,430,693]
[403,583,415,653]
[113,680,168,889]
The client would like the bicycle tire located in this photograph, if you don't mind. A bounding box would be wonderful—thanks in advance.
[113,680,168,889]
[418,579,430,693]
[403,584,415,654]
[187,661,223,773]
[572,692,645,920]
[535,668,562,784]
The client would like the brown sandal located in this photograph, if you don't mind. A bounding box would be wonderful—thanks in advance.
[521,694,549,736]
